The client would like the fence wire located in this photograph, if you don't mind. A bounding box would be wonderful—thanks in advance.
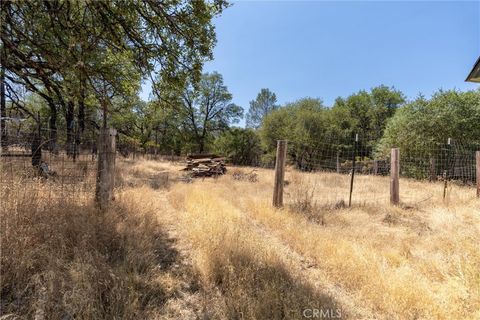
[285,139,478,181]
[278,139,478,207]
[1,128,98,205]
[1,126,478,209]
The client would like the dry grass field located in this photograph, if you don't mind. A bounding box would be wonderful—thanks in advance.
[1,158,479,319]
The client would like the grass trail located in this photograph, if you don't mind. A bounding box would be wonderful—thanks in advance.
[165,167,480,319]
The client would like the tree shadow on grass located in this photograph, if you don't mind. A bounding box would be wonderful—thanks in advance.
[1,198,198,319]
[208,250,347,319]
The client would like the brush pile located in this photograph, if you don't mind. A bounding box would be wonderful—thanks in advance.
[182,154,227,177]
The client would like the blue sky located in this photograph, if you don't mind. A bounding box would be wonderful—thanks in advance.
[141,1,480,124]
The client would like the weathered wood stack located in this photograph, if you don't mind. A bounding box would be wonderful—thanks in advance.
[182,153,227,177]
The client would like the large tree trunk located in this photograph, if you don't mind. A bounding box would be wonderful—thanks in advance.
[198,137,205,153]
[47,99,57,153]
[78,78,86,134]
[0,12,6,150]
[75,80,86,159]
[0,58,7,149]
[66,100,75,156]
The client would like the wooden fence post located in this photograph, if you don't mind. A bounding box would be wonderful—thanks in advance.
[429,157,436,182]
[95,128,116,209]
[476,151,480,198]
[373,160,378,175]
[390,148,400,205]
[273,140,287,208]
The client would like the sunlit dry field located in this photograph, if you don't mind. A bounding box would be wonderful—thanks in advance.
[1,158,479,319]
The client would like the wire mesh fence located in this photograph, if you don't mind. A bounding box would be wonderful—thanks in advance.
[1,124,478,209]
[1,127,98,205]
[272,138,479,207]
[0,128,181,208]
[285,139,477,181]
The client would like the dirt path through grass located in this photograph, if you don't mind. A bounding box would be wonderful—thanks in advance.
[160,172,480,319]
[237,208,380,320]
[122,161,478,319]
[154,185,380,319]
[141,190,208,319]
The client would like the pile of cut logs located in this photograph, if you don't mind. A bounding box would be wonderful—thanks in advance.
[182,154,227,177]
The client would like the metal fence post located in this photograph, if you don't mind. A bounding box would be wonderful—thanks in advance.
[336,151,341,173]
[443,138,452,200]
[348,134,358,207]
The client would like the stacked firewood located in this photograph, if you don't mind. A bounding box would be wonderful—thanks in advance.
[182,154,227,177]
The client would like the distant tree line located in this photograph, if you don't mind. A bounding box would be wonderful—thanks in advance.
[258,88,480,174]
[110,83,480,169]
[1,1,479,171]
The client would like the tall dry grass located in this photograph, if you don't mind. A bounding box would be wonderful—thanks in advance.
[0,160,196,319]
[2,158,479,319]
[167,166,480,319]
[168,184,343,319]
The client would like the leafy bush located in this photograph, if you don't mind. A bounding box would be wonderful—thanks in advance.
[214,128,262,166]
[377,89,480,156]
